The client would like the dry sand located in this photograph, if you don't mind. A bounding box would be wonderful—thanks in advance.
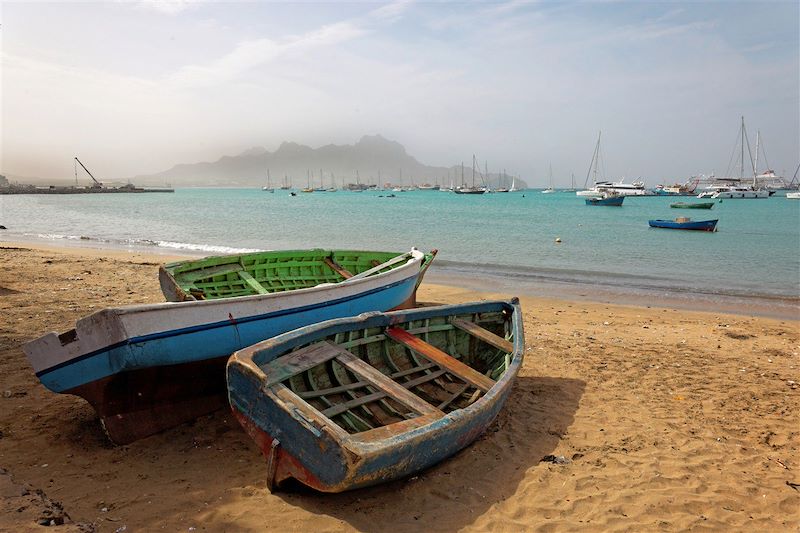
[0,242,798,532]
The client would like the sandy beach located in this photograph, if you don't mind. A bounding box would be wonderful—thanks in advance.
[1,242,798,532]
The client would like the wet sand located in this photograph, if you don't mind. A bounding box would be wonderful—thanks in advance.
[1,242,798,532]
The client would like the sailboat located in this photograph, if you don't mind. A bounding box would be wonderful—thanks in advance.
[542,164,555,193]
[453,156,487,194]
[262,169,274,192]
[576,132,604,197]
[495,169,510,192]
[696,117,772,199]
[753,130,791,191]
[279,174,292,190]
[314,169,326,192]
[566,173,576,192]
[509,174,519,192]
[326,171,338,192]
[301,169,314,193]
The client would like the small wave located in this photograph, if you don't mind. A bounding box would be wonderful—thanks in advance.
[33,233,261,255]
[36,233,89,241]
[149,240,262,254]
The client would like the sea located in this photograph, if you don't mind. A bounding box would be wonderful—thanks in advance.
[2,188,799,318]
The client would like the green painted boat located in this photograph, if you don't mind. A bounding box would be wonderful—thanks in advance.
[159,248,437,302]
[669,202,715,209]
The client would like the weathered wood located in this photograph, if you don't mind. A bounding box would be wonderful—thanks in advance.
[298,362,438,399]
[350,412,441,443]
[181,263,243,283]
[323,257,353,279]
[346,253,412,281]
[328,343,443,416]
[450,318,514,353]
[238,270,270,294]
[437,383,472,410]
[385,327,495,392]
[322,369,447,418]
[264,342,343,386]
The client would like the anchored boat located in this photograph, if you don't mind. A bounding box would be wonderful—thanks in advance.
[24,249,436,444]
[228,299,524,493]
[648,218,718,231]
[585,194,624,206]
[669,202,715,209]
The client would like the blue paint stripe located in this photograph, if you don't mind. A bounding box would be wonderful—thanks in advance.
[36,277,416,391]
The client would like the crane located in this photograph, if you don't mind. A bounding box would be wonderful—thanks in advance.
[74,157,103,188]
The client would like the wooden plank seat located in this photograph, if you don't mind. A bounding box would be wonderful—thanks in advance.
[450,318,514,353]
[384,327,496,392]
[263,341,443,418]
[346,252,412,281]
[238,270,269,294]
[323,257,354,279]
[181,263,243,283]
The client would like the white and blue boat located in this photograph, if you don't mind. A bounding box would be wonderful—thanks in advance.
[24,248,435,444]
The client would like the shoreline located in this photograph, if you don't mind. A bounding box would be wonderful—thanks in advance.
[0,243,798,531]
[4,237,797,320]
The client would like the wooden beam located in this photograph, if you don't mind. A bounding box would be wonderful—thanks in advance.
[264,342,343,386]
[321,369,447,418]
[450,318,513,353]
[238,270,269,294]
[329,343,443,416]
[323,257,353,279]
[180,263,243,283]
[385,327,495,392]
[346,252,411,281]
[298,362,438,399]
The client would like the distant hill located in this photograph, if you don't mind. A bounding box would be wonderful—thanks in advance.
[129,135,526,189]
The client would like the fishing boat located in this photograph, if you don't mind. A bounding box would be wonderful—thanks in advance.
[24,249,437,445]
[585,194,624,206]
[670,202,715,209]
[648,218,718,231]
[228,299,524,493]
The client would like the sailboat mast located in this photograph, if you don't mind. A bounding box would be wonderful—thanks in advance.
[740,116,745,180]
[754,130,760,177]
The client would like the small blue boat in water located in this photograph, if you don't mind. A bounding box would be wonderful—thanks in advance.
[585,195,624,206]
[228,299,524,493]
[648,218,718,232]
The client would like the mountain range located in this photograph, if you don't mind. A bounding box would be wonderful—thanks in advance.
[129,135,525,189]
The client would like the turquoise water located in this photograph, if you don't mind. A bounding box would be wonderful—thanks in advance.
[1,188,798,304]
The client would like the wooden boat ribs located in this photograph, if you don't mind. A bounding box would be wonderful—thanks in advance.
[260,311,513,437]
[166,251,418,301]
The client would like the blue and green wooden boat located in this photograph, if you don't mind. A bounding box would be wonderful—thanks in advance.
[25,248,436,444]
[228,299,524,493]
[648,218,718,231]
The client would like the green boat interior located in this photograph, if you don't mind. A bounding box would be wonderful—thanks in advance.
[162,249,416,300]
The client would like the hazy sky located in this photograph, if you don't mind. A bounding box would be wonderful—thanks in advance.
[1,1,798,186]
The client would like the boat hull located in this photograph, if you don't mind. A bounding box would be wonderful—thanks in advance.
[670,202,715,209]
[24,250,430,444]
[228,300,524,493]
[648,219,718,231]
[711,190,771,199]
[585,196,624,206]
